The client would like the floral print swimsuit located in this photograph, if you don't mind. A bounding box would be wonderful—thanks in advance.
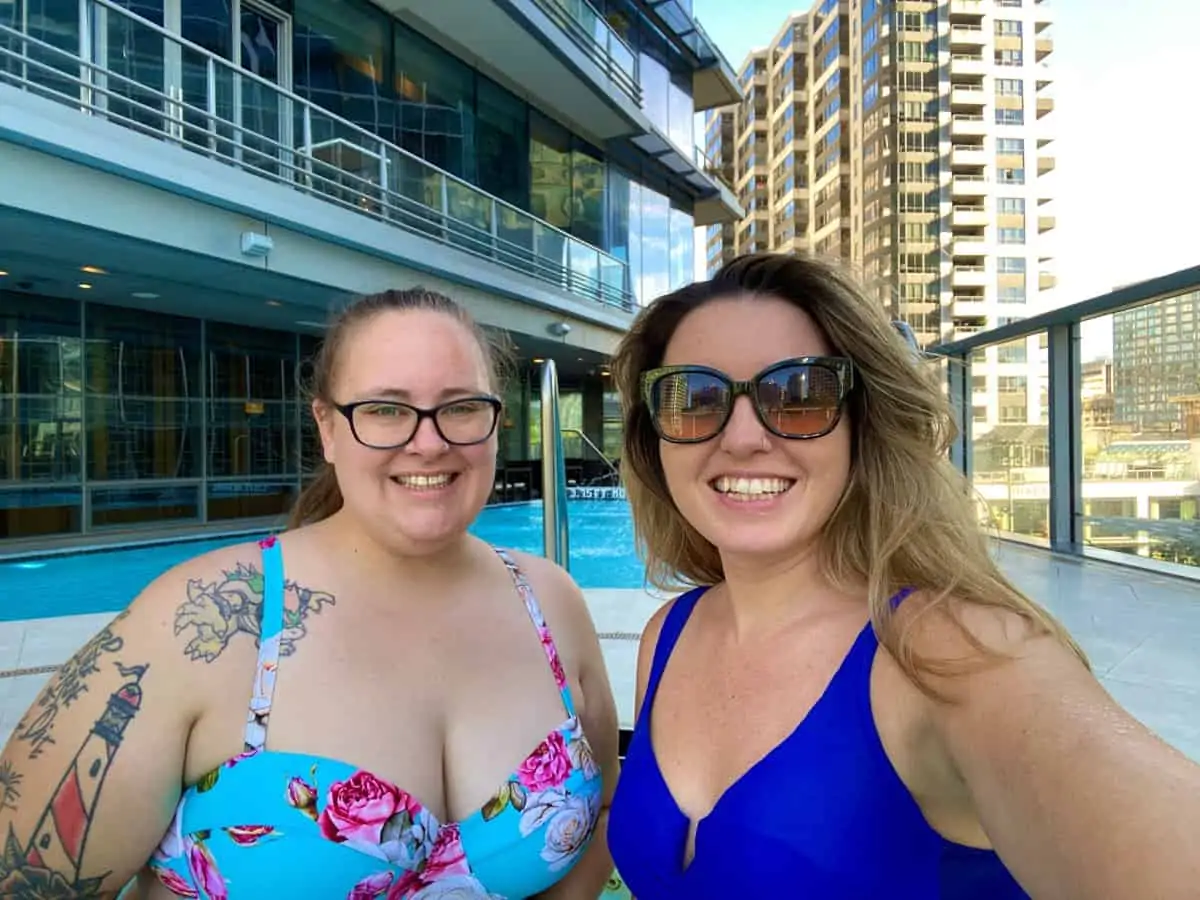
[150,537,603,899]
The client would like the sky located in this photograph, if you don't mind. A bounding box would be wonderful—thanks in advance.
[689,0,1200,358]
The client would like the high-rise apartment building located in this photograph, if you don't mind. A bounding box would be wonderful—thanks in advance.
[704,0,1056,363]
[1112,291,1200,435]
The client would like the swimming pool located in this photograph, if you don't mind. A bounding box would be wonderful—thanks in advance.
[0,500,645,622]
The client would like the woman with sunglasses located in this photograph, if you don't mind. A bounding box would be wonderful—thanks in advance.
[605,253,1200,898]
[0,289,619,898]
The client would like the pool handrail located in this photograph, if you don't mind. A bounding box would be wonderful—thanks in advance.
[539,360,571,569]
[562,427,621,485]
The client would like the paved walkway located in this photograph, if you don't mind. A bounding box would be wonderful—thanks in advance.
[2,543,1198,759]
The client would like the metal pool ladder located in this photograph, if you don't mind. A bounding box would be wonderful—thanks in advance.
[539,359,570,570]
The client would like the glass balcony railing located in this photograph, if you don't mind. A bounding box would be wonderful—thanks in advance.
[929,265,1200,579]
[0,0,633,312]
[528,0,641,105]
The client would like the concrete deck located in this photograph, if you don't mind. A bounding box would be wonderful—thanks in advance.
[2,542,1198,760]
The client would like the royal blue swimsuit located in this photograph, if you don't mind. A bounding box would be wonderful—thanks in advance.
[608,586,1029,899]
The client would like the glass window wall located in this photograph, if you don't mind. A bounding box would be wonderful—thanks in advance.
[206,321,298,485]
[0,293,83,537]
[84,305,202,497]
[667,70,694,151]
[640,185,671,303]
[669,204,695,289]
[476,75,530,210]
[571,142,606,250]
[530,110,573,233]
[293,0,393,138]
[394,22,476,182]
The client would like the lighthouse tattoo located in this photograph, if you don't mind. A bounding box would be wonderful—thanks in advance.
[0,660,148,896]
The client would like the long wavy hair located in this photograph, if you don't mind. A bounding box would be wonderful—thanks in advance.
[610,252,1085,693]
[288,288,510,529]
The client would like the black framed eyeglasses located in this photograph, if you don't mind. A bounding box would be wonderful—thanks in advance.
[640,357,854,444]
[333,396,502,450]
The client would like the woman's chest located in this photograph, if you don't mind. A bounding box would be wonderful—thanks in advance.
[184,610,578,823]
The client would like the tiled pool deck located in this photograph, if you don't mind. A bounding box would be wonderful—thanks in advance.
[2,542,1198,760]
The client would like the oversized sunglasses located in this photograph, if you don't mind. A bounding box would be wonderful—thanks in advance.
[640,357,854,443]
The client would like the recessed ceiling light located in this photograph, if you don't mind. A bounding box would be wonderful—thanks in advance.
[0,270,8,277]
[78,282,92,289]
[131,291,159,299]
[265,300,282,307]
[532,357,544,363]
[80,265,107,275]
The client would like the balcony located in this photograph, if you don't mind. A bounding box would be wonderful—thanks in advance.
[1039,214,1056,233]
[952,298,989,319]
[951,113,987,137]
[953,237,988,258]
[384,0,640,141]
[950,54,987,78]
[1037,36,1054,60]
[950,86,987,109]
[1039,155,1057,174]
[0,0,634,310]
[951,146,989,169]
[948,0,985,19]
[1038,96,1056,117]
[949,25,986,47]
[952,205,989,229]
[1040,272,1058,290]
[951,176,989,197]
[952,265,988,288]
[634,1,743,110]
[383,0,741,223]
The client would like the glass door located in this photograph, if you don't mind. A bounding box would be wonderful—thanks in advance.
[235,0,292,176]
[169,0,234,153]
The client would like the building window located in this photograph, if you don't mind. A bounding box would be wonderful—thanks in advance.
[394,22,476,180]
[998,283,1028,304]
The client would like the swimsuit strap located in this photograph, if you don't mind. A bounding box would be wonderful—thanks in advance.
[494,547,577,718]
[244,535,286,752]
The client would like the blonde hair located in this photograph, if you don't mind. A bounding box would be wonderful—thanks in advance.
[289,288,509,529]
[610,252,1085,693]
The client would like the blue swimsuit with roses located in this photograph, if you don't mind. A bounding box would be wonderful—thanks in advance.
[149,536,603,898]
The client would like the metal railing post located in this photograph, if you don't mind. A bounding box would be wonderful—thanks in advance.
[540,360,570,569]
[1047,321,1083,554]
[947,353,972,481]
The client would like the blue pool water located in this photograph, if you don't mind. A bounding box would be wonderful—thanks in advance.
[0,501,644,622]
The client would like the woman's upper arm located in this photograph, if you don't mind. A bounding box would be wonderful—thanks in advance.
[0,576,202,894]
[921,604,1200,899]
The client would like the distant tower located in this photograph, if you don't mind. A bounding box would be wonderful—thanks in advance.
[23,664,147,876]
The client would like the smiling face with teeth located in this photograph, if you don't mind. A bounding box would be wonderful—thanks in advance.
[657,293,853,571]
[315,307,499,555]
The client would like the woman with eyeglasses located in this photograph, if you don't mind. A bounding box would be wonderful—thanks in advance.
[0,289,619,898]
[605,253,1200,899]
